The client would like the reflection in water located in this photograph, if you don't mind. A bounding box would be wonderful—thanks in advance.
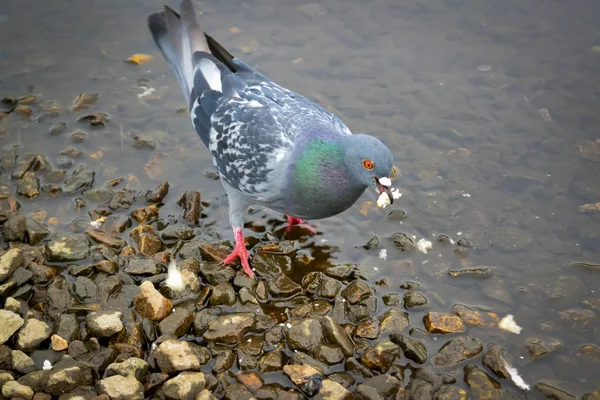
[1,0,600,397]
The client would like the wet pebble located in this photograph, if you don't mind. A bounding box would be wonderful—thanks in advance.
[62,166,95,193]
[285,318,324,355]
[133,281,173,321]
[46,232,90,261]
[15,318,51,351]
[0,310,24,344]
[48,121,67,135]
[203,313,255,344]
[96,374,144,400]
[153,340,206,373]
[390,333,428,364]
[2,381,34,399]
[158,307,194,337]
[464,364,501,399]
[433,337,483,368]
[162,371,207,400]
[424,312,465,334]
[404,290,429,309]
[86,310,123,337]
[360,341,399,373]
[130,224,162,256]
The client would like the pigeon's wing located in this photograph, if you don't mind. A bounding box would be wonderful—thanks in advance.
[233,59,353,136]
[201,86,295,201]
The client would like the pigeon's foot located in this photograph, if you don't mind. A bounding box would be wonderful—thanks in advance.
[223,228,254,278]
[285,215,315,234]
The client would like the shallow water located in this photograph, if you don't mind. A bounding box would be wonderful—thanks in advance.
[2,0,600,397]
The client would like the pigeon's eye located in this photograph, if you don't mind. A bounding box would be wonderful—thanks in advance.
[362,159,374,170]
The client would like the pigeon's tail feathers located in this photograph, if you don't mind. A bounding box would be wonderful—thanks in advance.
[147,0,210,100]
[205,33,239,73]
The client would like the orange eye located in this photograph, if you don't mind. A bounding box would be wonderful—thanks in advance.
[363,159,374,170]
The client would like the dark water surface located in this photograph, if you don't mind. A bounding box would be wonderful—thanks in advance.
[2,0,600,397]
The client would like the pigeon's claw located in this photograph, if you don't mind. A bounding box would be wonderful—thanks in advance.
[223,228,255,278]
[285,215,315,234]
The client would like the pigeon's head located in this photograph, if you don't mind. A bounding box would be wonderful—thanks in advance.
[343,134,395,202]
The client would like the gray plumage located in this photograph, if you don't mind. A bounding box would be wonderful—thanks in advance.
[148,0,395,234]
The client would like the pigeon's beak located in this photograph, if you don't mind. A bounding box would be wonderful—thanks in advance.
[374,177,394,204]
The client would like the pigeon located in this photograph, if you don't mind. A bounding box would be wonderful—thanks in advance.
[148,0,395,278]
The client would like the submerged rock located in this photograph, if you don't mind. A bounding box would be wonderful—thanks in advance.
[433,337,483,368]
[46,233,90,261]
[464,364,502,400]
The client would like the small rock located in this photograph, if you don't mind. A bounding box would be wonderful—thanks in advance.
[70,93,98,111]
[434,385,469,400]
[451,304,500,327]
[286,318,325,355]
[433,337,483,368]
[235,371,263,391]
[2,380,34,399]
[210,282,237,306]
[316,344,344,365]
[282,364,323,395]
[46,363,94,396]
[382,293,403,307]
[25,219,50,245]
[355,318,379,339]
[390,333,428,364]
[363,374,401,397]
[153,340,204,373]
[146,180,170,204]
[86,311,123,337]
[86,229,127,250]
[161,225,194,241]
[354,384,385,400]
[162,371,206,400]
[258,350,284,373]
[404,291,429,309]
[527,338,562,360]
[392,232,416,252]
[158,307,194,337]
[317,276,342,299]
[56,155,72,168]
[124,258,162,275]
[379,309,410,335]
[314,379,351,400]
[16,318,51,351]
[341,279,371,304]
[423,312,465,334]
[360,341,399,373]
[11,350,37,373]
[535,381,576,400]
[130,205,159,223]
[0,249,23,283]
[63,166,95,193]
[16,172,40,199]
[51,334,69,351]
[130,224,162,256]
[177,191,202,225]
[482,343,509,379]
[133,281,173,321]
[108,188,136,210]
[448,267,491,277]
[268,273,302,298]
[96,374,144,400]
[104,357,149,381]
[46,233,90,261]
[203,313,255,345]
[2,216,27,243]
[464,364,501,399]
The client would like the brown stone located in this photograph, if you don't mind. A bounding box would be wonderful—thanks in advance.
[133,281,173,321]
[355,318,380,339]
[451,304,500,327]
[433,337,483,369]
[86,229,127,250]
[146,180,170,204]
[51,334,69,351]
[130,224,162,256]
[198,242,233,262]
[235,371,264,391]
[282,364,323,386]
[130,205,159,223]
[177,191,202,225]
[464,364,501,400]
[424,312,465,334]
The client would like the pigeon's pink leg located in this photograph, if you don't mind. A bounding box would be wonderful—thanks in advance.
[285,215,314,233]
[223,228,254,278]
